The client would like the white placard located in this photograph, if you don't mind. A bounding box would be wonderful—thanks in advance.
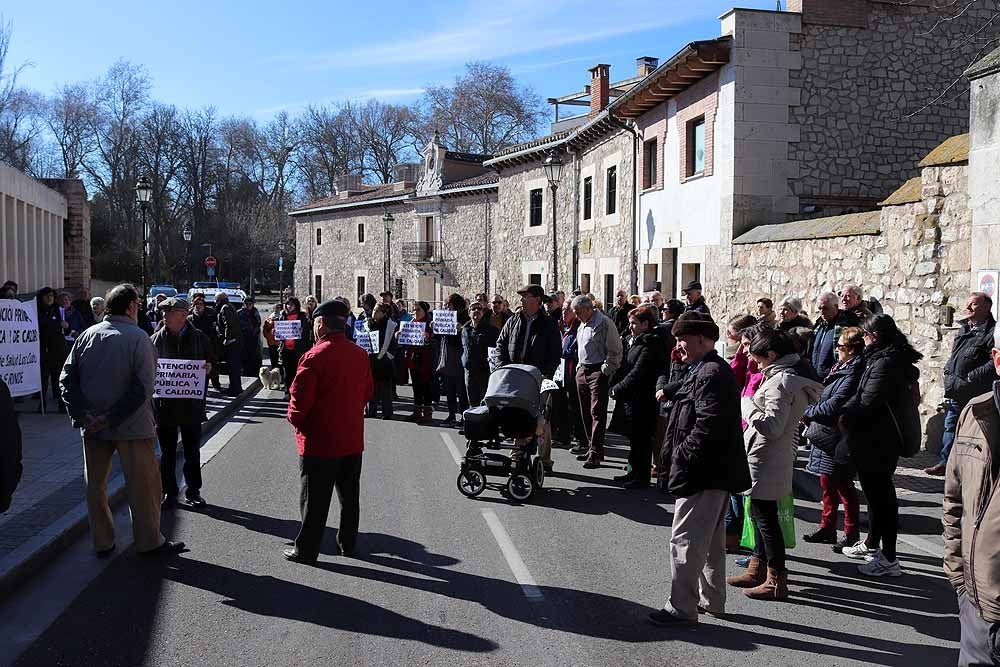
[0,299,41,398]
[154,358,207,399]
[553,358,566,384]
[431,310,457,335]
[399,320,427,346]
[368,330,381,354]
[356,327,373,353]
[274,319,302,341]
[978,270,999,319]
[487,345,501,371]
[353,318,367,340]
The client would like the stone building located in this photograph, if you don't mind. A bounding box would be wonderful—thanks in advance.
[1,163,91,294]
[968,43,1000,319]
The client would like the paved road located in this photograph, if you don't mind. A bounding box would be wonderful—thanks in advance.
[2,390,960,666]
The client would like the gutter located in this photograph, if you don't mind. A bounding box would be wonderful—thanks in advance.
[607,115,640,294]
[290,192,415,217]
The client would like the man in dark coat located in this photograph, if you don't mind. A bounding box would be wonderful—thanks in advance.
[285,300,373,564]
[929,292,997,476]
[607,289,634,337]
[0,378,22,513]
[151,298,214,508]
[461,302,500,407]
[238,297,263,379]
[649,312,751,626]
[189,293,222,392]
[682,281,711,318]
[811,292,860,380]
[215,293,244,397]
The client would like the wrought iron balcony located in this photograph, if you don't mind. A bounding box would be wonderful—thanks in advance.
[401,242,439,262]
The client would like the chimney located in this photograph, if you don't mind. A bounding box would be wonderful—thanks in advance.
[589,64,610,116]
[636,56,658,78]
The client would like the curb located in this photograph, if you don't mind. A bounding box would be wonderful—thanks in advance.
[0,380,262,598]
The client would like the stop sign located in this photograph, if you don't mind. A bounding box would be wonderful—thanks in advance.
[205,256,217,269]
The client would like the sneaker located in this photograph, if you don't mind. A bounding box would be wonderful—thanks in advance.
[802,528,837,544]
[735,555,751,567]
[569,445,588,456]
[841,540,878,561]
[858,551,903,577]
[923,463,946,476]
[832,533,860,554]
[648,608,696,626]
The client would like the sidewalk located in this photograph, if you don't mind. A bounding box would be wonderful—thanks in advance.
[0,378,261,595]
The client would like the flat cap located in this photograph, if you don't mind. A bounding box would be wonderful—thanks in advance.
[517,284,545,298]
[312,299,350,320]
[682,281,703,293]
[671,311,720,341]
[157,297,190,312]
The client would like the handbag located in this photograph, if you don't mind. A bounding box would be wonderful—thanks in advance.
[803,420,843,457]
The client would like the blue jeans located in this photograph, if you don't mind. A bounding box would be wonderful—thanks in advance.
[725,494,744,535]
[940,400,961,466]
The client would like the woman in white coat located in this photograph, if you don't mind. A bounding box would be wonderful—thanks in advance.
[727,328,823,601]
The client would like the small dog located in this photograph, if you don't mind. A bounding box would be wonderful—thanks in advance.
[259,366,284,391]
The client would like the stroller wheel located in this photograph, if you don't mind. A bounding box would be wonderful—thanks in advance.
[532,458,545,488]
[507,473,534,501]
[457,469,487,498]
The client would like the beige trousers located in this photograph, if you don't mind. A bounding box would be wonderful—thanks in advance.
[666,489,729,619]
[83,436,165,553]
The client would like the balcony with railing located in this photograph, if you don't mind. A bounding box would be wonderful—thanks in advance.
[401,241,454,280]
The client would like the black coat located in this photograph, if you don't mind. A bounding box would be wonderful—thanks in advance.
[660,351,751,497]
[608,303,634,337]
[684,297,711,318]
[37,302,68,367]
[368,317,399,382]
[803,355,864,465]
[611,332,667,424]
[496,310,562,378]
[461,320,500,375]
[842,341,922,461]
[778,314,813,331]
[0,378,22,513]
[150,324,213,427]
[944,316,997,406]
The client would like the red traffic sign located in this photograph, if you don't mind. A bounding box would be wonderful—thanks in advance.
[205,256,218,269]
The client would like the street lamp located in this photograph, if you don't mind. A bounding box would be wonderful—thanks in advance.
[543,150,564,291]
[383,210,395,294]
[134,176,153,296]
[277,240,286,293]
[182,223,193,289]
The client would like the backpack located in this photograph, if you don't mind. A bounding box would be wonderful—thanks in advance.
[887,371,922,458]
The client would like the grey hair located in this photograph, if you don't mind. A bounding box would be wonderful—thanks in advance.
[779,296,803,313]
[571,295,594,310]
[818,292,838,308]
[844,284,862,298]
[90,296,105,309]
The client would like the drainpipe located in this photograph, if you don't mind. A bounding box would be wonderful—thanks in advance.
[570,147,581,290]
[608,115,640,295]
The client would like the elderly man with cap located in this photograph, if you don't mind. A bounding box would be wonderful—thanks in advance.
[572,294,624,468]
[682,281,711,318]
[496,284,562,471]
[285,299,374,564]
[150,297,214,508]
[649,312,750,626]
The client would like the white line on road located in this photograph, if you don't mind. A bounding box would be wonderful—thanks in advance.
[440,432,463,466]
[897,534,944,559]
[481,508,543,600]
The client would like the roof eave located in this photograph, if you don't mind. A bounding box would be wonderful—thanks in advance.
[289,192,414,217]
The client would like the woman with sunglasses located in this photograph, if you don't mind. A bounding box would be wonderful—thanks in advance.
[277,297,313,400]
[839,314,922,577]
[801,327,865,551]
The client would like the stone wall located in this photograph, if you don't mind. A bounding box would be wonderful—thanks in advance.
[437,192,497,297]
[717,161,972,452]
[789,0,990,213]
[40,178,90,290]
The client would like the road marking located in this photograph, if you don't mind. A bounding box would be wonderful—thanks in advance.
[481,508,543,600]
[897,534,943,559]
[440,432,463,466]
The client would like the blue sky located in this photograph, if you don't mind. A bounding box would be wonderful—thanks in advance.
[5,0,778,122]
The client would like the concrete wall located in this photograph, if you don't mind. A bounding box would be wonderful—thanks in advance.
[0,164,68,294]
[969,57,1000,285]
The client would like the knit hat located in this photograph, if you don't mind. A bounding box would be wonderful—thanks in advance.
[671,312,720,341]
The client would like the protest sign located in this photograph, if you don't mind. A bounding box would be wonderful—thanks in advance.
[432,309,457,335]
[0,298,41,398]
[487,345,501,372]
[154,359,207,399]
[274,319,302,341]
[356,328,374,353]
[368,330,381,354]
[399,320,427,346]
[354,318,367,339]
[553,358,566,384]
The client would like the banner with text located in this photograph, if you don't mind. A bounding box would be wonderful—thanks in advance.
[0,298,41,398]
[274,319,302,341]
[155,359,207,399]
[431,310,457,335]
[399,321,427,346]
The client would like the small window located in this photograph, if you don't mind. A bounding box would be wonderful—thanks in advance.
[358,223,365,243]
[356,276,366,303]
[583,176,593,220]
[316,228,322,245]
[606,166,617,215]
[603,274,615,307]
[643,139,657,189]
[691,118,706,175]
[314,275,323,302]
[528,273,542,286]
[529,189,543,227]
[580,273,591,294]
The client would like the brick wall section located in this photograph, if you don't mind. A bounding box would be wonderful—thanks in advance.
[39,178,90,290]
[638,103,666,192]
[676,73,719,181]
[590,65,610,116]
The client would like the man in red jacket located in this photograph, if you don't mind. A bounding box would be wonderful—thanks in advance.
[285,299,373,564]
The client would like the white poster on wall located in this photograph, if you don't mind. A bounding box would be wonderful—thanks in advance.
[0,299,42,398]
[978,270,999,319]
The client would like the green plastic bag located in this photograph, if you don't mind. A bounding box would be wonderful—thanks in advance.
[740,495,797,550]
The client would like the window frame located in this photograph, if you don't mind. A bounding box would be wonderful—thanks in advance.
[642,138,658,190]
[605,166,617,216]
[358,222,365,244]
[583,176,593,221]
[529,188,543,227]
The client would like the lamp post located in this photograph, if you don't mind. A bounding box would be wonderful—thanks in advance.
[277,240,286,293]
[383,210,395,294]
[182,223,193,290]
[134,176,153,297]
[543,150,564,291]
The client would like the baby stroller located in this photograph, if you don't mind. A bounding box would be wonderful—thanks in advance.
[456,364,558,502]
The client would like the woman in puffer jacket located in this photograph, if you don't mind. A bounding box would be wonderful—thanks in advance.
[728,328,823,601]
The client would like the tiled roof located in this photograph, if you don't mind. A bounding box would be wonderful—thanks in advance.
[879,177,922,207]
[440,173,500,191]
[446,151,493,164]
[494,130,572,157]
[733,210,882,245]
[290,184,414,214]
[918,133,969,168]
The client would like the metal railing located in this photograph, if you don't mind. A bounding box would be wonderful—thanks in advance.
[401,242,443,263]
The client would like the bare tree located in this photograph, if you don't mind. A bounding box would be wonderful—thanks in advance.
[419,61,545,155]
[0,18,46,173]
[355,100,419,183]
[46,83,96,178]
[298,103,363,199]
